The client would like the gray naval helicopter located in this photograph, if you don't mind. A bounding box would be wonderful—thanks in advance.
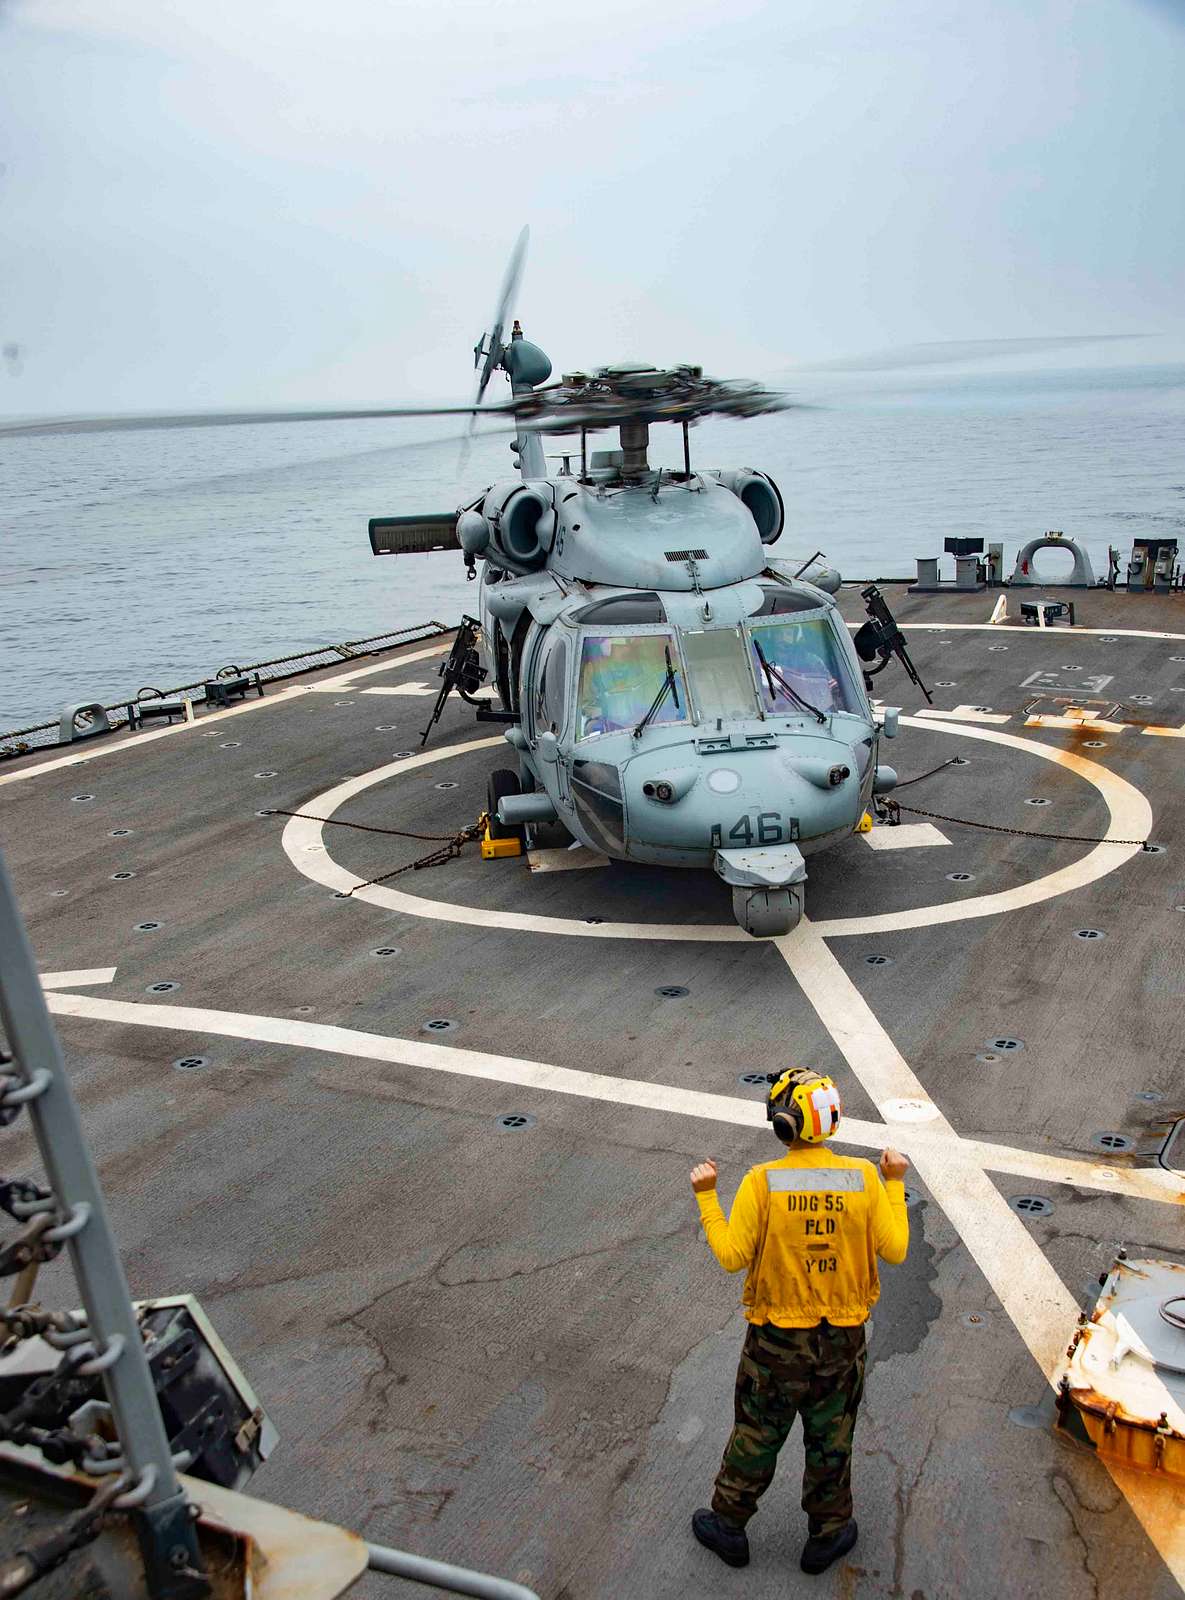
[370,233,931,936]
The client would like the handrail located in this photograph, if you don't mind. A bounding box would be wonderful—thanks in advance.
[0,619,450,755]
[366,1543,540,1600]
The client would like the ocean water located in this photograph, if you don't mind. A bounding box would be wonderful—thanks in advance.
[1,362,1183,730]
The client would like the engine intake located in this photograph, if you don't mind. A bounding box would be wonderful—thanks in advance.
[713,469,784,545]
[482,484,556,572]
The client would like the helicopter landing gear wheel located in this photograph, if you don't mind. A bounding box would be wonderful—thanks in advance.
[731,884,803,939]
[487,769,524,841]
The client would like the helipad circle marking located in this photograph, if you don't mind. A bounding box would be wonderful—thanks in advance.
[281,724,1152,942]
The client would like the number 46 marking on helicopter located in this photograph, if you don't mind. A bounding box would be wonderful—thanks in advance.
[710,816,798,849]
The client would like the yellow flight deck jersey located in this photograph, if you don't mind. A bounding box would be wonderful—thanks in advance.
[696,1147,909,1328]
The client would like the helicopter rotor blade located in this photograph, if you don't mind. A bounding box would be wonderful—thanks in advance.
[0,401,523,441]
[476,224,529,407]
[462,224,530,476]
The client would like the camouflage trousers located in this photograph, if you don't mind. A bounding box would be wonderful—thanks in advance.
[712,1319,866,1537]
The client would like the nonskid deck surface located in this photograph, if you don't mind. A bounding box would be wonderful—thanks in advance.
[2,587,1184,1599]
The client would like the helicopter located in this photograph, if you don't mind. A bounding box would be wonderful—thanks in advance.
[368,230,931,937]
[0,229,929,936]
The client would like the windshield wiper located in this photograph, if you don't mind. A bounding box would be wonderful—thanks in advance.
[752,639,826,724]
[633,644,681,739]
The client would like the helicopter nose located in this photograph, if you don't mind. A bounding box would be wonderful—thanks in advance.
[625,744,863,851]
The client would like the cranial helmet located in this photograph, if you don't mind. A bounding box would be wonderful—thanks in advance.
[766,1067,842,1145]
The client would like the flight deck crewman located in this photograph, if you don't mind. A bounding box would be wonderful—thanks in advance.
[689,1067,910,1577]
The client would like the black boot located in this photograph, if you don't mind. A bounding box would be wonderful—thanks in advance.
[800,1519,858,1574]
[692,1508,750,1568]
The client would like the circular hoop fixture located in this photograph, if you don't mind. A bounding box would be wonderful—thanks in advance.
[1009,535,1095,588]
[1008,1194,1053,1218]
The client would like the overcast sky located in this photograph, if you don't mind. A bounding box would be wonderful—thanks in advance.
[2,0,1183,417]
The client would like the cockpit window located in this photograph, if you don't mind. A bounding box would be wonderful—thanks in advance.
[680,627,759,720]
[748,618,862,716]
[577,634,686,739]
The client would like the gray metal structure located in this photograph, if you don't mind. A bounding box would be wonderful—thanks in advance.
[0,849,207,1596]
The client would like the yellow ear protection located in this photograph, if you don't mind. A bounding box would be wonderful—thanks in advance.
[765,1068,843,1144]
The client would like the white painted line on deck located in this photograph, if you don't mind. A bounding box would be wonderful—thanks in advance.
[0,687,310,788]
[360,682,435,696]
[915,706,1012,725]
[861,823,950,851]
[44,987,874,1139]
[1142,722,1185,739]
[43,988,1180,1209]
[306,644,447,692]
[39,968,117,990]
[846,620,1185,641]
[527,846,610,873]
[1025,713,1128,733]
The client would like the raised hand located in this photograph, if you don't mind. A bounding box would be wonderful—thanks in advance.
[690,1159,719,1194]
[879,1148,909,1182]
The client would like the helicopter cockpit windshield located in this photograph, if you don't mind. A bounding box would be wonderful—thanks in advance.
[577,634,687,739]
[747,616,862,716]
